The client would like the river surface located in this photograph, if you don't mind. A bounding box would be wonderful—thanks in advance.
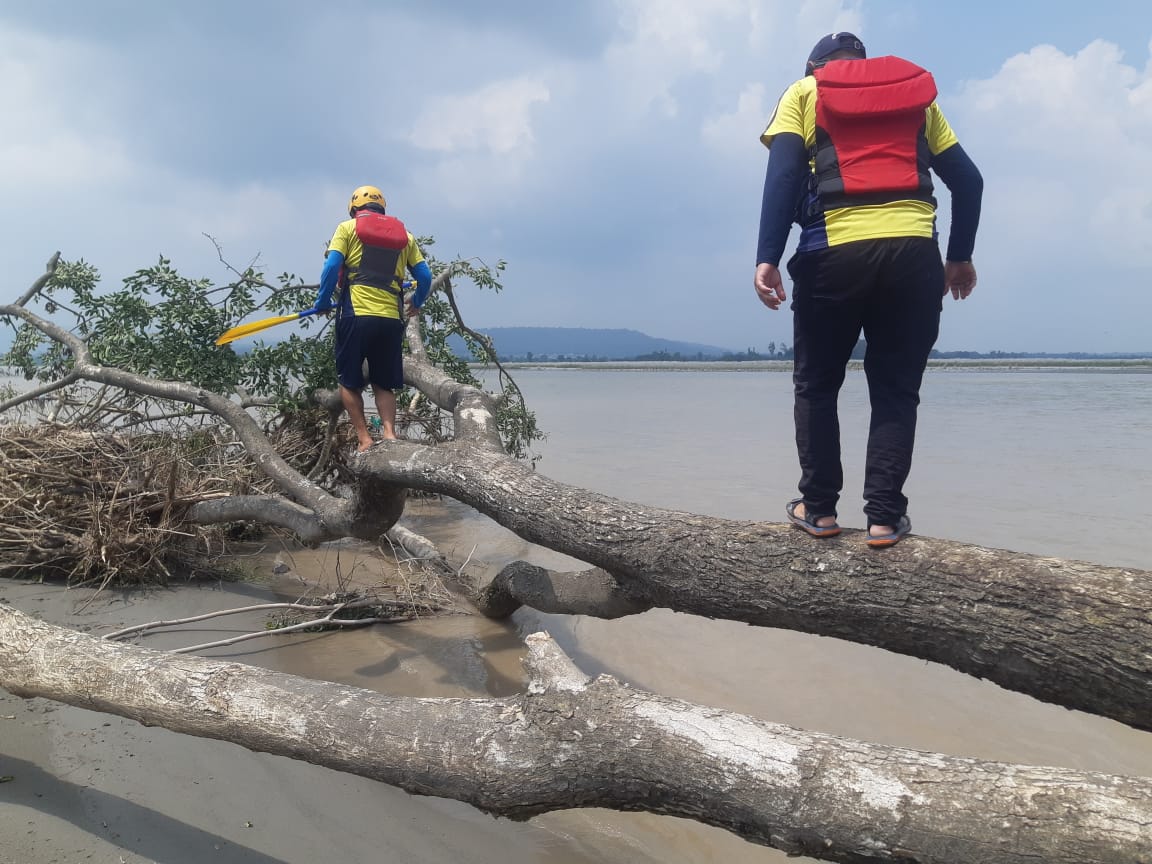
[3,366,1152,863]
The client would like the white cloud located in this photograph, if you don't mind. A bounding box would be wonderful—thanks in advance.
[0,26,133,189]
[956,39,1152,261]
[603,0,759,116]
[962,41,1147,155]
[701,82,768,155]
[408,77,551,156]
[795,0,865,50]
[614,0,750,70]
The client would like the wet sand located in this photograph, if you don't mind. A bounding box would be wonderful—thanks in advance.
[0,505,764,864]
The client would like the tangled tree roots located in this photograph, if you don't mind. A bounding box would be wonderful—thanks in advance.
[0,422,275,586]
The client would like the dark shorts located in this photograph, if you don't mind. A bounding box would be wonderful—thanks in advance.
[334,315,404,391]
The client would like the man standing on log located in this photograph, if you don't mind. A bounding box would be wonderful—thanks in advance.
[314,186,433,452]
[754,33,983,547]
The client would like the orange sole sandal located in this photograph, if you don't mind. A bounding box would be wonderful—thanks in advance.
[786,499,842,538]
[866,515,912,548]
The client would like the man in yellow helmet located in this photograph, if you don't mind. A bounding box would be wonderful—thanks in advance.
[313,185,433,452]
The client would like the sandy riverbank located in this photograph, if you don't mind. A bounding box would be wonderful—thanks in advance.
[0,531,558,864]
[0,507,763,864]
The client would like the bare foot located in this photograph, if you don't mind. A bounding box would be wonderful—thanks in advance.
[356,439,376,453]
[794,502,837,529]
[869,524,895,537]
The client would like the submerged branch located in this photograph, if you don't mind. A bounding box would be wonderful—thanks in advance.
[101,598,387,641]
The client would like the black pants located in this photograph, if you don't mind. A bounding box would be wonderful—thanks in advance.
[788,237,943,526]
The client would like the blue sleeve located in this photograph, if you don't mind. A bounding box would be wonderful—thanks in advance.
[315,250,344,310]
[931,143,983,262]
[756,132,808,266]
[409,260,433,308]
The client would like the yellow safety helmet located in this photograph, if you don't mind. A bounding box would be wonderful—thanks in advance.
[348,185,386,216]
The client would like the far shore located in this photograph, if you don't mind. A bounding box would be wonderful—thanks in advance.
[5,357,1152,391]
[476,358,1152,373]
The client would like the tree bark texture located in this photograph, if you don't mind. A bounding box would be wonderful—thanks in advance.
[352,437,1152,734]
[2,605,1150,864]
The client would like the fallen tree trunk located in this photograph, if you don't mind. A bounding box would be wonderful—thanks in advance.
[355,437,1152,734]
[2,604,1149,864]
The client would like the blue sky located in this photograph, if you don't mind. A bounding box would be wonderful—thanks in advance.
[2,0,1151,353]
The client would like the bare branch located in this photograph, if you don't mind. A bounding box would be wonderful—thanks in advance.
[0,370,79,414]
[171,612,409,654]
[205,233,263,282]
[306,403,342,481]
[15,251,61,307]
[119,408,215,429]
[204,233,318,311]
[524,631,592,693]
[102,598,385,641]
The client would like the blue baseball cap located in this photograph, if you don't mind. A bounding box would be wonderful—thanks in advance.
[806,32,866,74]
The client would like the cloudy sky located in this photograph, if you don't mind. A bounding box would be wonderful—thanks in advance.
[2,0,1151,353]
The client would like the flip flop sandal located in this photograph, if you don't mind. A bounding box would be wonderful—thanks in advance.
[786,499,842,538]
[866,514,912,548]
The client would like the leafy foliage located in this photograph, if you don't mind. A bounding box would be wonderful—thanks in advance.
[2,243,542,460]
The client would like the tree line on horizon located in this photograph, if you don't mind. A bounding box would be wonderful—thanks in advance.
[492,342,1152,364]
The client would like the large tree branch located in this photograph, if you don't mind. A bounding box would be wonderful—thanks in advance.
[480,561,653,619]
[184,495,338,544]
[352,434,1152,732]
[433,268,531,414]
[1,605,1148,864]
[399,282,507,450]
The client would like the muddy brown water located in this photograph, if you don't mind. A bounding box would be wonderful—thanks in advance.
[3,367,1151,863]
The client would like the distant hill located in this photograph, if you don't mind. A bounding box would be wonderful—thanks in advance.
[448,327,736,361]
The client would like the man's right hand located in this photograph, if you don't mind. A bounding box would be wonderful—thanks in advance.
[944,261,977,300]
[755,263,787,310]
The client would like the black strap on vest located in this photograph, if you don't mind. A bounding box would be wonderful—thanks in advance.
[350,212,409,296]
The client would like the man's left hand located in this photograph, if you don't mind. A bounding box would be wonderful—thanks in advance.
[944,261,977,300]
[755,263,787,310]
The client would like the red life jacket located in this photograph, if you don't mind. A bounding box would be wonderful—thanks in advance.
[347,211,409,296]
[811,56,938,211]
